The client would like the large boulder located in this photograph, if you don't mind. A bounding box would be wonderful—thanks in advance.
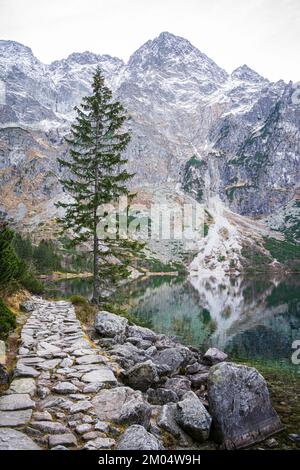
[175,391,212,442]
[117,425,164,450]
[94,311,128,338]
[122,360,159,392]
[207,362,283,449]
[91,386,151,428]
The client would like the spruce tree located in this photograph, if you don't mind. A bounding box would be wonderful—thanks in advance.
[56,68,142,303]
[0,221,20,288]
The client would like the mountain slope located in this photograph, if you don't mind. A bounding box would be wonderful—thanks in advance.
[0,32,299,268]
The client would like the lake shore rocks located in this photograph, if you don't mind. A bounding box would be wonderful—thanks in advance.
[0,297,283,451]
[207,362,283,449]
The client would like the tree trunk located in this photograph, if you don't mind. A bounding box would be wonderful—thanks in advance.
[92,229,100,304]
[92,118,100,304]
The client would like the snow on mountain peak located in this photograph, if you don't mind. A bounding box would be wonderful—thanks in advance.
[231,64,267,83]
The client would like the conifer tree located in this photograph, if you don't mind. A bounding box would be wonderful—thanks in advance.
[56,68,142,303]
[0,221,19,288]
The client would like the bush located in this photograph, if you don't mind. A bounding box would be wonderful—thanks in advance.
[69,295,87,306]
[20,274,44,295]
[0,298,16,339]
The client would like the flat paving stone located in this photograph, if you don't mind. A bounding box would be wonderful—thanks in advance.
[0,409,33,426]
[31,420,69,434]
[14,363,40,378]
[0,393,35,411]
[8,378,36,395]
[49,433,77,448]
[0,428,41,449]
[81,367,117,385]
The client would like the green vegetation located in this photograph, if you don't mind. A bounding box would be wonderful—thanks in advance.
[0,298,16,340]
[241,244,272,271]
[225,187,237,202]
[137,257,186,274]
[0,221,44,295]
[56,68,144,304]
[263,236,300,264]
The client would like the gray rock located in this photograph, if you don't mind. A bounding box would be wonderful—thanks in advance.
[288,433,300,442]
[83,383,104,394]
[94,311,128,337]
[51,445,69,450]
[8,378,36,395]
[33,410,52,421]
[117,425,164,450]
[0,428,41,449]
[175,391,212,442]
[52,382,79,394]
[0,393,35,411]
[92,386,149,428]
[14,363,40,378]
[207,362,283,449]
[0,364,9,385]
[123,360,159,392]
[188,372,209,387]
[127,325,157,342]
[94,421,110,432]
[49,433,77,448]
[0,340,6,365]
[75,354,106,365]
[60,357,74,368]
[203,348,228,365]
[31,421,69,434]
[164,376,191,398]
[147,387,179,405]
[0,409,32,426]
[186,362,209,375]
[20,301,35,313]
[83,437,115,450]
[110,343,146,367]
[117,397,152,429]
[76,423,93,434]
[82,431,100,441]
[153,347,191,375]
[157,403,181,438]
[70,401,93,414]
[81,367,117,385]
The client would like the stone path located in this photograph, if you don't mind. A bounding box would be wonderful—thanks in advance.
[0,298,118,450]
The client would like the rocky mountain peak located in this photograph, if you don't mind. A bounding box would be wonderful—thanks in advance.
[127,31,228,88]
[231,64,267,83]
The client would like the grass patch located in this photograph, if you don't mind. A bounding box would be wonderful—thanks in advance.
[263,236,300,264]
[0,298,16,340]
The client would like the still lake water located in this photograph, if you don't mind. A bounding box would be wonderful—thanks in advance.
[44,273,300,372]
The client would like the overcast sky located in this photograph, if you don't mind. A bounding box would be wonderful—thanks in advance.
[0,0,299,82]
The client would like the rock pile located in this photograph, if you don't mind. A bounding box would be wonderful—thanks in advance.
[0,300,283,450]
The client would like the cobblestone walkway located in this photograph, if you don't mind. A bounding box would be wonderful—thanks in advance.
[0,297,118,450]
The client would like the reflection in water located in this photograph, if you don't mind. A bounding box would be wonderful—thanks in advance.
[44,273,300,367]
[129,273,300,366]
